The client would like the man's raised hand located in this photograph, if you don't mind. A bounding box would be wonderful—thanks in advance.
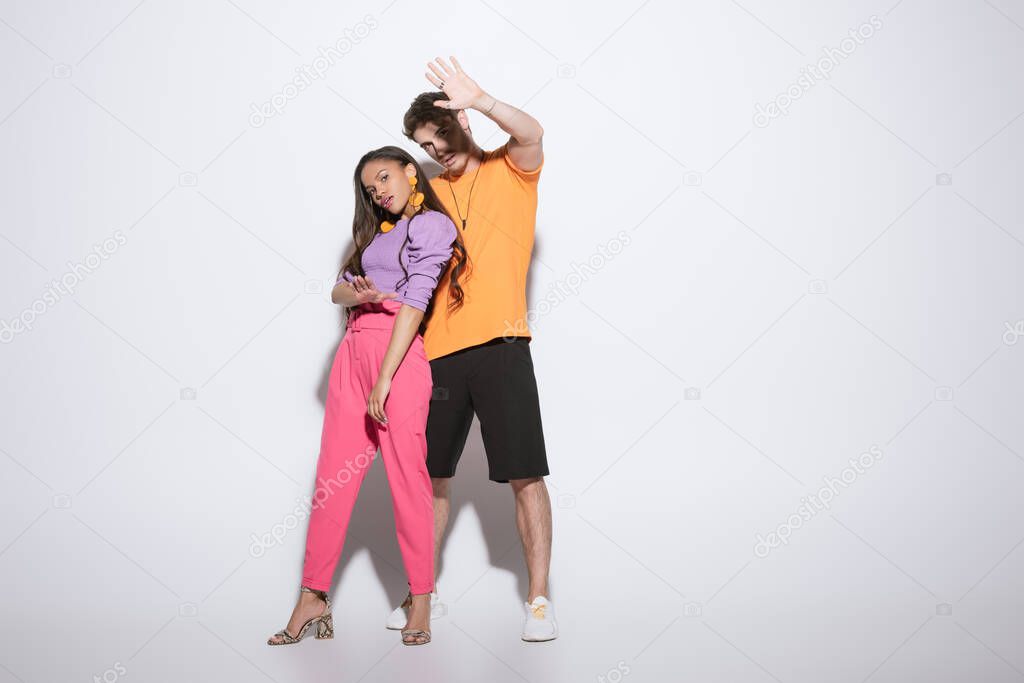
[425,56,485,111]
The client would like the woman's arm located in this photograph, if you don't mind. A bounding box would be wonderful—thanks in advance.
[332,275,397,306]
[331,281,361,306]
[367,304,424,424]
[366,212,456,424]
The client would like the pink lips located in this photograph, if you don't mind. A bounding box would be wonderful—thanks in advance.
[382,196,393,209]
[443,153,455,166]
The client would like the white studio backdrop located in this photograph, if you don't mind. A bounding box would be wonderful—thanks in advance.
[2,1,1023,681]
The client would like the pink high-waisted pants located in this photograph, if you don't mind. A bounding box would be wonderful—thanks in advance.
[302,300,435,595]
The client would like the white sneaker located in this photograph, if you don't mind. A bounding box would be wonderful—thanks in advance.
[385,592,442,630]
[521,595,558,642]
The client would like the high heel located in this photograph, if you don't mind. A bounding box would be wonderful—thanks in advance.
[400,594,432,646]
[315,612,334,639]
[400,628,431,646]
[267,586,332,646]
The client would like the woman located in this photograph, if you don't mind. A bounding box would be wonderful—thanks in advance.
[268,146,467,647]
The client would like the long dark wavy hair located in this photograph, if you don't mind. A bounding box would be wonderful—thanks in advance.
[338,146,469,316]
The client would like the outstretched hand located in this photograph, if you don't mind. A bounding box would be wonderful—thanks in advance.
[350,275,398,305]
[425,56,485,111]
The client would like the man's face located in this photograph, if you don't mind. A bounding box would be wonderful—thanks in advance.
[413,118,474,175]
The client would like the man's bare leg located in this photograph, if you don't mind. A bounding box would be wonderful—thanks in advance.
[431,477,452,585]
[509,476,552,601]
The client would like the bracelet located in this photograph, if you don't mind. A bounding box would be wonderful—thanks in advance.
[483,96,496,114]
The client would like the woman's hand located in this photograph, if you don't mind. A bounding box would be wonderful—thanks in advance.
[351,276,398,305]
[425,56,486,111]
[368,376,391,424]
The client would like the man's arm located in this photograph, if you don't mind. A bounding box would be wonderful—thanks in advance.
[426,56,544,172]
[475,93,543,173]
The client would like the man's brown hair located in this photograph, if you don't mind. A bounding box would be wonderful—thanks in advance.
[402,92,460,141]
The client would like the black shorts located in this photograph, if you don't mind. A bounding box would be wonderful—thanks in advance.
[426,337,549,483]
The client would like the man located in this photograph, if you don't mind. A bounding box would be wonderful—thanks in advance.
[384,56,556,641]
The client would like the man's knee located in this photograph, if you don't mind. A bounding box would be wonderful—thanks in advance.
[509,476,545,495]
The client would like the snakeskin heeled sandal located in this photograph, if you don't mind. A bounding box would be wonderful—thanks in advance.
[400,627,431,646]
[267,586,333,646]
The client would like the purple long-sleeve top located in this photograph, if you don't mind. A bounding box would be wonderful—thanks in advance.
[336,209,457,312]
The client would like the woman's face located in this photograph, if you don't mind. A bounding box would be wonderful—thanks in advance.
[360,160,414,216]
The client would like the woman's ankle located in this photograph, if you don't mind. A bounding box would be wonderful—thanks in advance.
[300,586,328,603]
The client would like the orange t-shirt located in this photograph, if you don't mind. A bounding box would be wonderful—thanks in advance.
[423,142,543,360]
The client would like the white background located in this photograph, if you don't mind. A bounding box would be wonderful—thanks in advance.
[1,1,1023,681]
